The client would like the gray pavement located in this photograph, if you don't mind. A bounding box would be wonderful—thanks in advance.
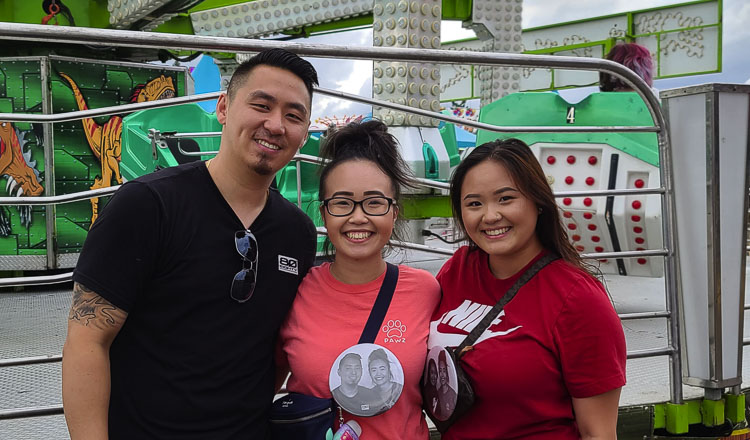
[1,240,749,439]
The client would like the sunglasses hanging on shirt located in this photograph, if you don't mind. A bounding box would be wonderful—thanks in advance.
[231,229,258,303]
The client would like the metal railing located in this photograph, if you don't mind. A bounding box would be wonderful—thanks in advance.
[0,186,121,207]
[0,91,223,123]
[0,405,63,420]
[0,354,62,368]
[0,23,682,422]
[0,22,663,127]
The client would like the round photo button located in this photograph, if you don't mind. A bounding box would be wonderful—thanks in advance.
[423,346,459,421]
[329,343,404,417]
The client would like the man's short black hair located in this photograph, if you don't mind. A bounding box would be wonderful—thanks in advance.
[226,48,318,103]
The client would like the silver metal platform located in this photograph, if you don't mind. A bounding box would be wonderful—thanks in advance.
[0,287,69,439]
[2,242,749,439]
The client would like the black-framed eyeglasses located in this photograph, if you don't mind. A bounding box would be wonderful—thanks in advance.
[231,229,258,303]
[322,196,395,217]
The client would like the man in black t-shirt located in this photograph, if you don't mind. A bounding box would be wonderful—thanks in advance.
[62,49,319,440]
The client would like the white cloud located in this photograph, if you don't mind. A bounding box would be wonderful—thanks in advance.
[332,59,372,94]
[441,21,475,42]
[302,28,372,120]
[306,29,374,121]
[723,0,750,45]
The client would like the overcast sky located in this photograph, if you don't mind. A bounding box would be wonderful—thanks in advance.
[303,0,749,123]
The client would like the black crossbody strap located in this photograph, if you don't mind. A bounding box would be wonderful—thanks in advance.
[358,263,399,344]
[455,254,559,356]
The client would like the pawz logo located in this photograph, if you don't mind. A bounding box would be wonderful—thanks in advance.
[278,255,298,275]
[381,319,407,343]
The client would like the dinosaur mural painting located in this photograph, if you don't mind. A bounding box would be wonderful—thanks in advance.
[58,73,176,224]
[0,121,44,237]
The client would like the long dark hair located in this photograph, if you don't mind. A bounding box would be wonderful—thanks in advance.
[318,119,415,258]
[450,138,592,275]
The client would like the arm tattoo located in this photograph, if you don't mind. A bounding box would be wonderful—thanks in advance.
[69,282,126,330]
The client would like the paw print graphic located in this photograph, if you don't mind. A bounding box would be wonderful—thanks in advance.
[382,320,407,338]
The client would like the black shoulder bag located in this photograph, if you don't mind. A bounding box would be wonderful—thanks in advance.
[270,263,399,440]
[424,254,558,433]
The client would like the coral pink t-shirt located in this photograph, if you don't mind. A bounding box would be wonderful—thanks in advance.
[279,263,441,440]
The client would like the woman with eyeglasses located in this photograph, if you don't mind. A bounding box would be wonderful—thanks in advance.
[278,120,440,439]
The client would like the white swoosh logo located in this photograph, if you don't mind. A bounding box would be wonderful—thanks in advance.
[429,320,522,348]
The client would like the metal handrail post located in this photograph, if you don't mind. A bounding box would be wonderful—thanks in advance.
[657,124,684,404]
[295,159,303,208]
[40,57,57,269]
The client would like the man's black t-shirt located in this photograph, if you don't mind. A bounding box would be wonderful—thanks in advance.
[73,161,316,439]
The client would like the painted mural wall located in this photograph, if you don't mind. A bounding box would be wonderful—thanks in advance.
[0,56,186,269]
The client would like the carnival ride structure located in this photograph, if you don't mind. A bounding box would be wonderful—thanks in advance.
[2,0,749,438]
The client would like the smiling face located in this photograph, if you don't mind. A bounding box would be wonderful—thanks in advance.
[321,160,398,266]
[338,356,363,387]
[460,159,543,278]
[428,361,438,386]
[369,358,390,386]
[438,358,448,387]
[216,65,310,178]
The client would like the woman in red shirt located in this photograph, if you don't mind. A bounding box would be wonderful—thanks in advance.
[429,138,626,439]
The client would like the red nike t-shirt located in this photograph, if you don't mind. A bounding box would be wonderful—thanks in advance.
[429,247,626,440]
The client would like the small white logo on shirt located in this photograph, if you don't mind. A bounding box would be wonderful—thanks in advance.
[429,300,522,348]
[381,319,407,343]
[278,255,298,275]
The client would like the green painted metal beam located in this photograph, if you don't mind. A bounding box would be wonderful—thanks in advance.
[666,402,690,434]
[3,0,110,28]
[653,393,748,435]
[153,14,195,35]
[476,92,659,167]
[726,393,746,425]
[442,0,472,20]
[281,15,373,39]
[189,0,246,12]
[653,403,666,430]
[401,195,452,219]
[701,398,725,427]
